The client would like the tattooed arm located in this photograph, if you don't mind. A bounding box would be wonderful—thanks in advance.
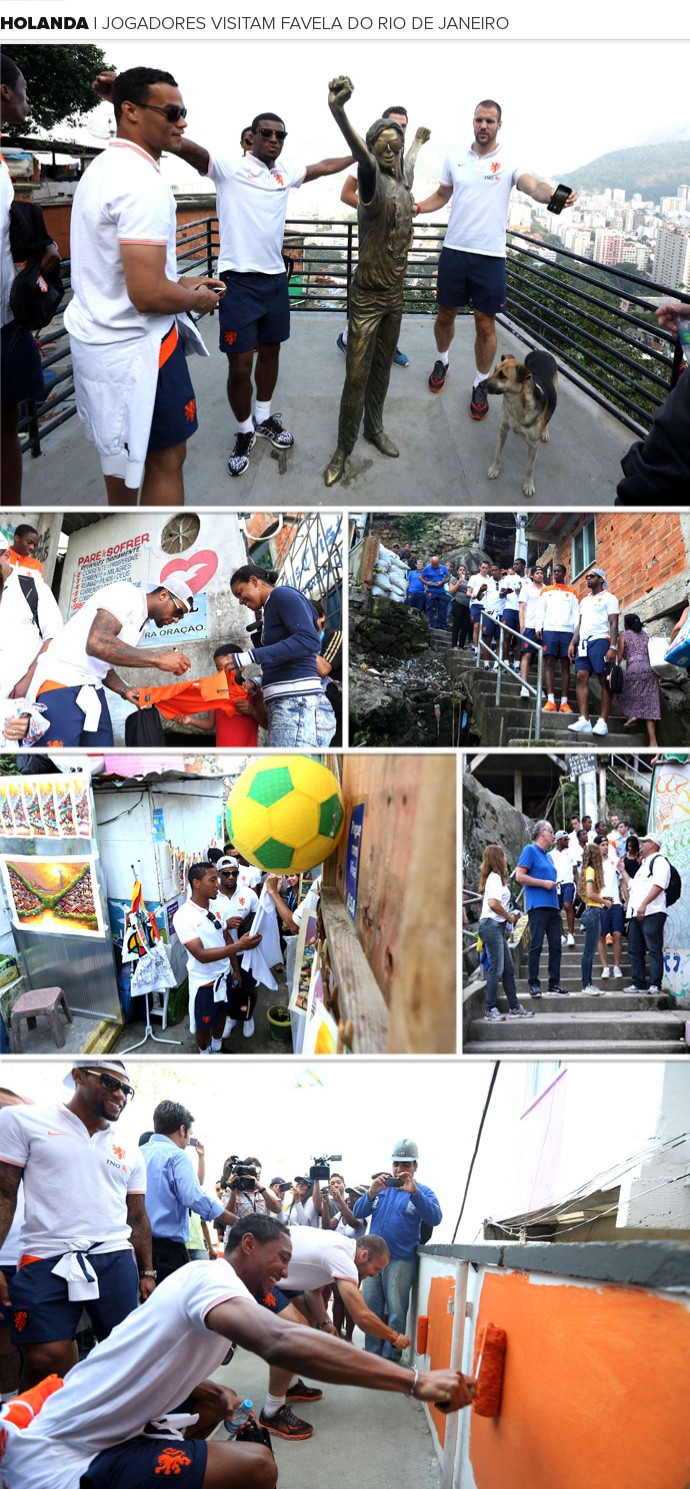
[126,1192,156,1301]
[85,609,191,677]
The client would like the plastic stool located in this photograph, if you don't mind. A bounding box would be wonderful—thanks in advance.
[10,986,73,1052]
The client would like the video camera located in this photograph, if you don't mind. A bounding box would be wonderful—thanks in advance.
[309,1153,342,1182]
[226,1156,259,1193]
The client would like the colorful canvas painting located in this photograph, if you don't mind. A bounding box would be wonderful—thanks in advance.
[0,856,106,938]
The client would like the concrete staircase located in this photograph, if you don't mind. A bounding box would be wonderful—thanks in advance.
[463,934,688,1054]
[436,644,649,748]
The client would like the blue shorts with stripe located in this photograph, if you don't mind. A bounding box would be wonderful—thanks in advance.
[10,1249,139,1345]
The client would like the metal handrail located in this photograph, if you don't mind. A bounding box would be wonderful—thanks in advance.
[474,617,544,741]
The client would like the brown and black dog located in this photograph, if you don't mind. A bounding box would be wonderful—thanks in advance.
[483,349,558,497]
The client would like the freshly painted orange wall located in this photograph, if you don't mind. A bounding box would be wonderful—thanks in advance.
[468,1270,690,1489]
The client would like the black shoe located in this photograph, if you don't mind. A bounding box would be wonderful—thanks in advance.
[254,413,294,448]
[470,382,489,419]
[286,1379,323,1403]
[227,430,256,477]
[428,358,448,393]
[549,987,571,996]
[259,1405,313,1440]
[528,985,542,998]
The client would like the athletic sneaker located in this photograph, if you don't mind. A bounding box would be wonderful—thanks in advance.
[583,985,602,995]
[592,718,609,736]
[566,934,574,946]
[528,985,542,998]
[428,359,448,393]
[520,686,530,698]
[559,701,574,714]
[470,382,489,419]
[601,966,610,979]
[612,966,623,978]
[508,1005,536,1018]
[228,430,256,477]
[568,716,593,733]
[242,1017,255,1039]
[543,700,558,712]
[549,987,571,996]
[259,1405,313,1440]
[222,1017,237,1038]
[286,1381,324,1403]
[561,935,568,946]
[393,347,410,367]
[624,983,645,993]
[254,413,294,448]
[336,332,347,355]
[647,985,662,995]
[483,1007,506,1022]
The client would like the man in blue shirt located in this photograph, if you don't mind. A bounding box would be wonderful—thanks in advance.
[516,820,569,998]
[352,1137,441,1362]
[142,1100,238,1282]
[420,556,451,630]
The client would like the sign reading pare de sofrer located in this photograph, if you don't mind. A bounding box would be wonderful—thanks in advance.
[67,535,210,645]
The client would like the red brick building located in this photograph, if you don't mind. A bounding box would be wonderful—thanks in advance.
[529,512,690,630]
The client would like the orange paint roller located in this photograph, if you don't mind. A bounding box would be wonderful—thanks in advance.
[472,1321,507,1418]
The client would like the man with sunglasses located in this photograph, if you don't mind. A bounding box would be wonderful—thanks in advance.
[0,1061,153,1390]
[65,67,226,506]
[172,862,262,1053]
[567,567,620,736]
[179,113,353,476]
[27,576,196,749]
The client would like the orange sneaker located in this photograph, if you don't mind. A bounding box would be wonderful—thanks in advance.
[543,700,558,712]
[559,701,574,714]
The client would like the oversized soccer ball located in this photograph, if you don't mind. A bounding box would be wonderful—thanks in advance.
[225,756,345,873]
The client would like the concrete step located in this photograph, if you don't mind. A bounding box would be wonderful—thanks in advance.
[513,991,655,1011]
[464,1038,688,1055]
[467,1009,686,1044]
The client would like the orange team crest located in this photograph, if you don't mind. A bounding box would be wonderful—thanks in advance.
[154,1446,192,1475]
[13,1311,28,1333]
[184,398,197,423]
[490,161,501,174]
[112,1144,125,1161]
[274,173,284,186]
[224,330,238,347]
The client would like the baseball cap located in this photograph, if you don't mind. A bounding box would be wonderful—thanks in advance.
[64,1059,133,1092]
[589,567,608,588]
[391,1138,419,1162]
[639,831,662,846]
[149,577,196,613]
[217,856,239,871]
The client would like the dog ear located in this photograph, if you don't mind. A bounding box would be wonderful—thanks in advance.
[516,365,531,383]
[500,354,508,363]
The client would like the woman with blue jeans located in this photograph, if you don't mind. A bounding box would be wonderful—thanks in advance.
[227,564,336,748]
[478,845,535,1024]
[578,842,612,995]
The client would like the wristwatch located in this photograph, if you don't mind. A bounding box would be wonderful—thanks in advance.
[140,1268,157,1279]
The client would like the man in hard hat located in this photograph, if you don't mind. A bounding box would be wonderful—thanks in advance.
[352,1138,441,1362]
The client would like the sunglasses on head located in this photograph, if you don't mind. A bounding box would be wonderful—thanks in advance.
[84,1069,135,1101]
[140,103,188,123]
[257,127,287,140]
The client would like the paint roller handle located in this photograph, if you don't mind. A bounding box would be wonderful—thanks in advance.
[414,1370,478,1411]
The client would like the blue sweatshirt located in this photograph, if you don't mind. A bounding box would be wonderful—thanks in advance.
[352,1182,442,1260]
[231,586,321,696]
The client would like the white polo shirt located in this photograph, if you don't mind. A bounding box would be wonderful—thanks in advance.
[467,574,489,610]
[227,884,260,930]
[207,153,307,274]
[1,1259,254,1489]
[282,1225,359,1290]
[1,157,16,328]
[31,581,149,691]
[440,145,527,257]
[0,1104,145,1257]
[626,853,671,917]
[0,570,63,699]
[601,855,622,905]
[173,896,231,997]
[578,590,620,643]
[521,581,545,630]
[64,140,177,345]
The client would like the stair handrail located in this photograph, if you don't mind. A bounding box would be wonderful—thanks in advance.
[473,619,544,742]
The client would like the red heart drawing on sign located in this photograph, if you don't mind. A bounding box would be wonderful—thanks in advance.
[160,550,219,594]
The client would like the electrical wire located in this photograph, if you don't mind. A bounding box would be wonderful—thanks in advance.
[451,1063,500,1243]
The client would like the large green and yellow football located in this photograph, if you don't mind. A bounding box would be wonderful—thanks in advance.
[225,756,345,873]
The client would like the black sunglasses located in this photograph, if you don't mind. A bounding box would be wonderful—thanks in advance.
[257,127,287,140]
[84,1069,135,1101]
[140,103,188,124]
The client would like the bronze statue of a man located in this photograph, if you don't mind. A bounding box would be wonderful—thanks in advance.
[324,76,429,487]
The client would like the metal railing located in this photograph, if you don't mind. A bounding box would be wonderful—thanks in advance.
[19,213,684,458]
[475,616,545,742]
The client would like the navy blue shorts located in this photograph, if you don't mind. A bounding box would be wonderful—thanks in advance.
[437,247,507,315]
[81,1436,207,1489]
[469,603,483,624]
[543,629,573,658]
[259,1285,302,1314]
[1,321,46,410]
[575,637,610,675]
[481,615,499,641]
[194,980,227,1031]
[10,1249,139,1346]
[502,608,519,635]
[601,904,624,936]
[148,326,199,452]
[559,883,575,905]
[219,271,290,354]
[0,1263,16,1326]
[521,625,542,656]
[34,684,113,748]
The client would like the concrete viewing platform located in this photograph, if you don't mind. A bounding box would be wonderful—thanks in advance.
[22,312,633,510]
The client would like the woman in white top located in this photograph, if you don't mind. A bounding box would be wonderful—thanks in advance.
[477,845,535,1024]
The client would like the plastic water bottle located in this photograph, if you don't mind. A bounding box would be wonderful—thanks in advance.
[225,1399,253,1437]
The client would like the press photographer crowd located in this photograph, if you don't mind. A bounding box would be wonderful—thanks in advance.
[0,1071,468,1488]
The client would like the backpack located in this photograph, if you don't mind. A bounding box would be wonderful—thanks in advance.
[124,706,167,748]
[650,855,681,907]
[17,574,42,636]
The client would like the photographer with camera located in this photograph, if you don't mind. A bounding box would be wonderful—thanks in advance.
[142,1102,240,1283]
[353,1138,441,1363]
[225,1157,283,1221]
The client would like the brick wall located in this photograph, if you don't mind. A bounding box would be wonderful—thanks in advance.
[552,513,688,615]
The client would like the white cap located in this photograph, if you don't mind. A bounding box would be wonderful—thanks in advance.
[64,1060,133,1092]
[149,577,195,613]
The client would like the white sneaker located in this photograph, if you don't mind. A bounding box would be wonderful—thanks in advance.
[242,1017,255,1038]
[483,661,491,670]
[566,934,574,946]
[561,935,568,946]
[613,966,623,978]
[592,718,609,736]
[584,985,602,995]
[624,983,644,993]
[222,1017,237,1038]
[568,716,592,733]
[601,966,610,979]
[519,686,530,698]
[512,660,520,671]
[647,985,662,995]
